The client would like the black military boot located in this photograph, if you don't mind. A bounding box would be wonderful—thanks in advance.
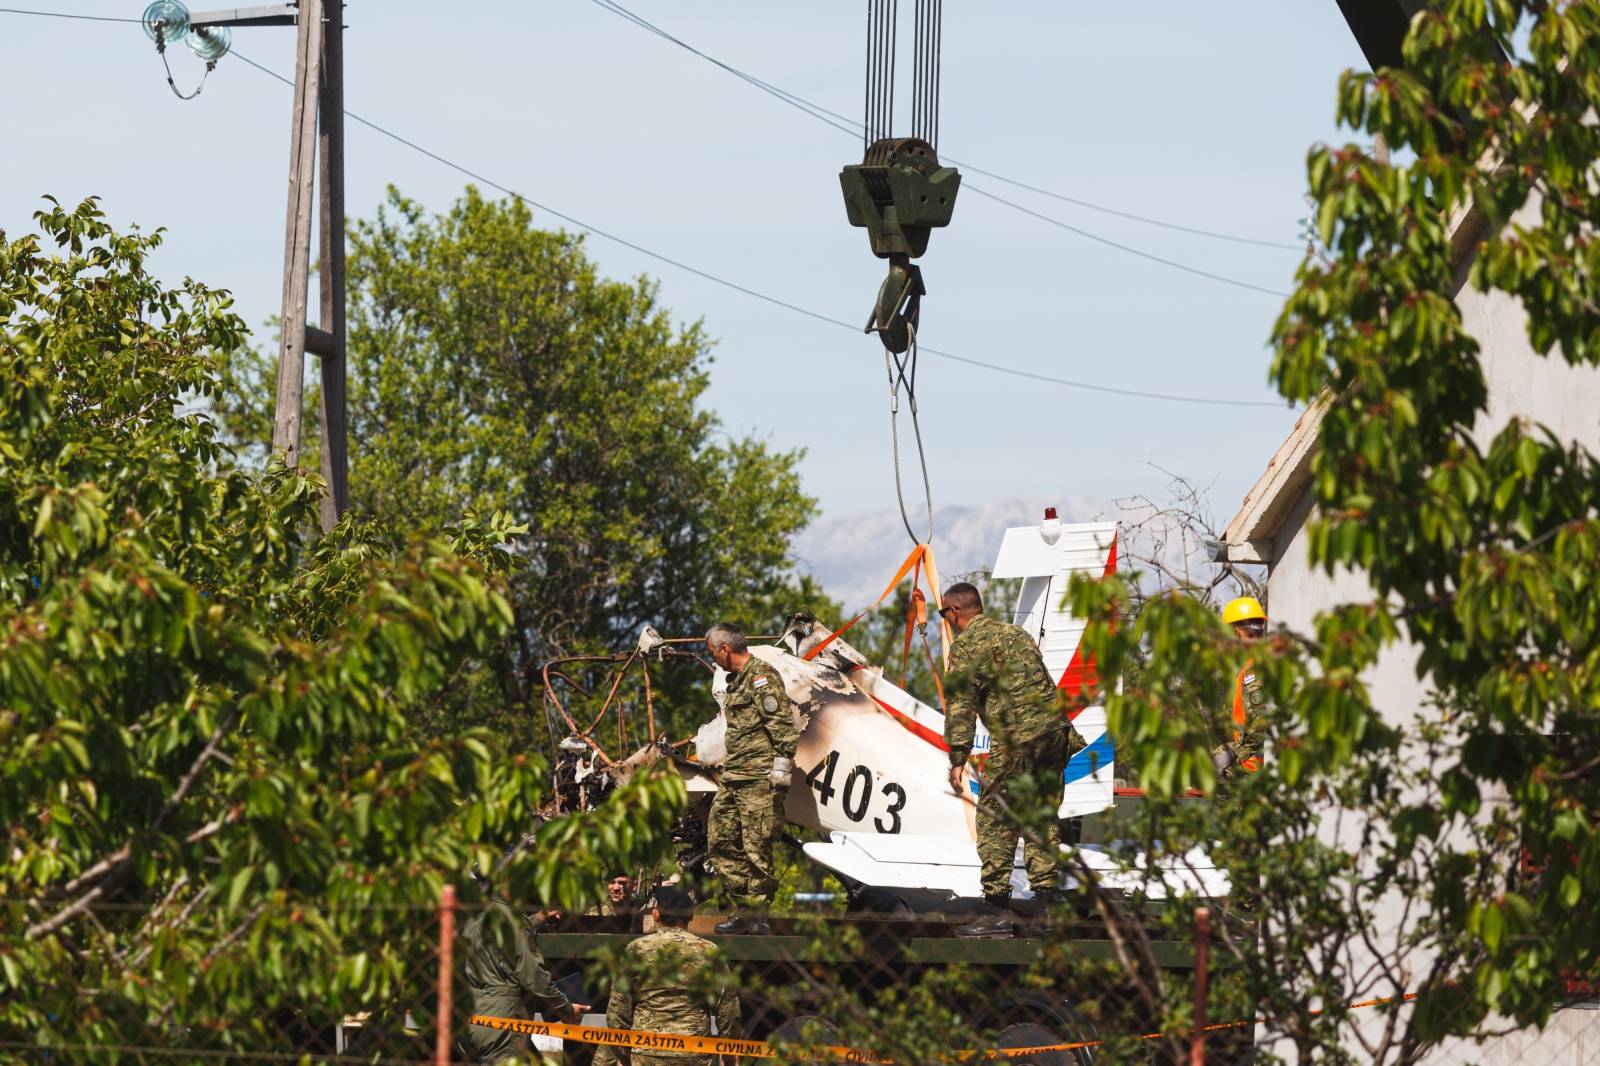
[715,912,773,935]
[714,913,751,935]
[953,896,1015,939]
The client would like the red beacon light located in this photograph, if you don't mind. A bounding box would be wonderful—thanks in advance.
[1040,506,1062,545]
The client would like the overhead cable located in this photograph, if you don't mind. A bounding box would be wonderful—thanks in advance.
[0,7,1290,410]
[587,0,1289,299]
[16,1,1290,298]
[964,186,1291,298]
[226,50,1288,410]
[586,0,1304,253]
[0,6,138,21]
[8,3,1304,253]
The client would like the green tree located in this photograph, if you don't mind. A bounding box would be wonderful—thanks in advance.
[0,198,684,1059]
[768,3,1600,1062]
[221,187,832,751]
[1063,0,1600,1058]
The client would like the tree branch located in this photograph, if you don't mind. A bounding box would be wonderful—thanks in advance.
[28,708,240,941]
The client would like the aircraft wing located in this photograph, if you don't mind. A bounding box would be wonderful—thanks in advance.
[799,834,1231,901]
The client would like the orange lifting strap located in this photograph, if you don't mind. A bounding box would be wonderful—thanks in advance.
[803,543,953,688]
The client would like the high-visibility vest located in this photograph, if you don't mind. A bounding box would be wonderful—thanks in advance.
[1232,665,1262,773]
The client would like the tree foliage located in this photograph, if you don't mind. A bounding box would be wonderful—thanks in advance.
[1065,1,1600,1059]
[221,187,831,750]
[0,199,684,1058]
[787,4,1600,1062]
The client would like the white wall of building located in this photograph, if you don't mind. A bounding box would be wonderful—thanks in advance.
[1256,196,1600,1062]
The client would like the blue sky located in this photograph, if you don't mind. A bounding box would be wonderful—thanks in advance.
[2,1,1367,527]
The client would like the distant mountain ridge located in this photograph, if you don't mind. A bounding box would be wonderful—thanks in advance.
[792,495,1118,609]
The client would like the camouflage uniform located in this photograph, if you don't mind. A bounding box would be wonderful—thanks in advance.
[1215,662,1266,775]
[708,656,797,909]
[585,895,636,919]
[460,899,572,1063]
[592,926,742,1066]
[943,613,1086,899]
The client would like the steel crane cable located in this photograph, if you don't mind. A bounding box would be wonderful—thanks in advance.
[883,326,933,545]
[591,0,1291,300]
[911,0,941,147]
[0,10,1289,410]
[215,46,1288,408]
[585,0,1302,253]
[865,0,896,147]
[865,0,937,547]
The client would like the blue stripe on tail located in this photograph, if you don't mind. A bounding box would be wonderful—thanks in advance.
[1064,732,1114,785]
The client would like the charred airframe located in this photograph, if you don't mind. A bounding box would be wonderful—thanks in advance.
[542,514,1228,912]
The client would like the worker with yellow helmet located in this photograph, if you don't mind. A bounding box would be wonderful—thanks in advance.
[1215,596,1268,776]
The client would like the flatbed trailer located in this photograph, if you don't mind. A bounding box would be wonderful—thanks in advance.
[537,914,1209,1065]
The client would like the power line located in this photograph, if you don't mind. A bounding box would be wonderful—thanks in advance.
[0,6,138,21]
[226,50,1287,410]
[0,8,1290,410]
[958,162,1301,251]
[584,0,1291,298]
[585,0,1304,254]
[964,186,1291,298]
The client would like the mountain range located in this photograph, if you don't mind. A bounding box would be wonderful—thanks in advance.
[791,495,1119,609]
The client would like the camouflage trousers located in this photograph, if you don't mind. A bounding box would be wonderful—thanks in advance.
[595,1036,715,1066]
[460,1024,540,1063]
[708,779,781,908]
[976,728,1070,899]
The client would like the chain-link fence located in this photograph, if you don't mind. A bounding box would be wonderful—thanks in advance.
[8,891,1598,1064]
[6,897,457,1064]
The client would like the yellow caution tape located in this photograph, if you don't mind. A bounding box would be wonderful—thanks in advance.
[470,1013,1132,1061]
[469,1014,884,1061]
[472,991,1419,1062]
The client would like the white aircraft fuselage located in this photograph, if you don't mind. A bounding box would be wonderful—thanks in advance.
[689,519,1235,901]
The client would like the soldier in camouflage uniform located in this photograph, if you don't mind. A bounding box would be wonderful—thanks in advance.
[594,886,741,1066]
[704,621,797,935]
[1215,597,1268,776]
[940,582,1086,938]
[586,873,639,920]
[460,894,586,1063]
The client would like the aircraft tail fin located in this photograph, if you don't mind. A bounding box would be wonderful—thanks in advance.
[991,517,1119,819]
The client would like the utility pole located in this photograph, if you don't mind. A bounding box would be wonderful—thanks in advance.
[262,0,347,532]
[315,2,348,533]
[168,2,348,532]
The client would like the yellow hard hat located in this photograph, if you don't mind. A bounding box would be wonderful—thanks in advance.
[1222,596,1267,626]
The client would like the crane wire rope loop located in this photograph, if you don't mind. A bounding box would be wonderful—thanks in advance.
[883,323,934,546]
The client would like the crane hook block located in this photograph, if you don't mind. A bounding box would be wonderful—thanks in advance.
[867,258,924,354]
[840,137,961,259]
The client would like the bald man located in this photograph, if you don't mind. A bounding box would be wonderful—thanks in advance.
[940,582,1084,938]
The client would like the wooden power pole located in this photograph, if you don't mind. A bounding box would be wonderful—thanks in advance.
[212,0,345,532]
[185,2,349,532]
[315,2,348,533]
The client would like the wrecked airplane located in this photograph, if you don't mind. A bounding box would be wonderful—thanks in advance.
[545,515,1228,911]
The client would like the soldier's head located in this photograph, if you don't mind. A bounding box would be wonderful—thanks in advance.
[939,583,983,634]
[607,873,633,904]
[705,622,750,671]
[651,885,696,928]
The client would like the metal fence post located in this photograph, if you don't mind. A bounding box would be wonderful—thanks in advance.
[1192,906,1211,1066]
[437,884,457,1065]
